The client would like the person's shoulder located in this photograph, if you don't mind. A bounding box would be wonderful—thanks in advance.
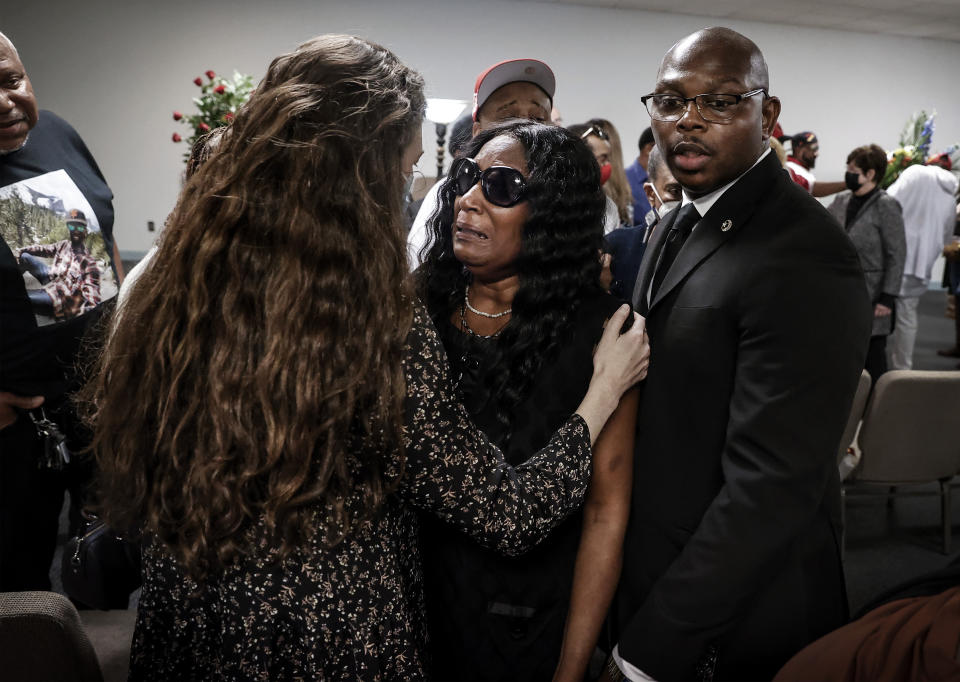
[21,111,87,156]
[34,110,80,137]
[875,190,903,214]
[767,168,836,223]
[752,173,857,257]
[604,224,645,251]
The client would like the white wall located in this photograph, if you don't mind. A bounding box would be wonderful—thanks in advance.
[6,0,960,255]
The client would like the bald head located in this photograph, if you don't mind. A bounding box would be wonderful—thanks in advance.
[649,26,780,197]
[661,27,768,92]
[0,30,38,154]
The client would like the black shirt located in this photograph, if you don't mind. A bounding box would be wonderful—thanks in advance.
[0,110,115,398]
[420,289,621,681]
[844,186,879,229]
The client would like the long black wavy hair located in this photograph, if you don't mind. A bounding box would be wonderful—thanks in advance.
[418,120,606,438]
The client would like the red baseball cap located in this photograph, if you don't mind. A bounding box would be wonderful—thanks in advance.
[472,58,556,121]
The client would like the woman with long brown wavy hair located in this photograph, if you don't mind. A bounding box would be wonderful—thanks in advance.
[84,35,649,680]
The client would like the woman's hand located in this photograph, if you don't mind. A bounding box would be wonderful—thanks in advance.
[874,303,892,318]
[594,304,651,394]
[575,305,650,444]
[0,391,44,431]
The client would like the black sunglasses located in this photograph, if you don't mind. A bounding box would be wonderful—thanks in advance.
[449,157,527,208]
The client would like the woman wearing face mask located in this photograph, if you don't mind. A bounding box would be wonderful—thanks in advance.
[587,118,635,226]
[418,120,640,681]
[569,123,623,232]
[828,143,906,380]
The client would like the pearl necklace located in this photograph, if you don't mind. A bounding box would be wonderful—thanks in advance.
[459,304,505,339]
[464,288,512,319]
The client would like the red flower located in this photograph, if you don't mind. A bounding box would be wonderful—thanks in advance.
[193,77,203,86]
[205,70,216,80]
[198,123,211,132]
[172,110,182,121]
[172,132,182,142]
[223,112,234,122]
[214,84,226,94]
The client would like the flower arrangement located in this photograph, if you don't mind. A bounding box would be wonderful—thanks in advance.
[881,110,935,188]
[171,69,254,160]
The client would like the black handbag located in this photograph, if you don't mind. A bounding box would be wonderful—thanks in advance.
[61,515,142,610]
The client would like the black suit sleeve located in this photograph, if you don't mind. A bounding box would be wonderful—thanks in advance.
[618,238,871,678]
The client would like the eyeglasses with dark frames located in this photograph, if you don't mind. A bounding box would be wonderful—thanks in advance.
[640,89,767,123]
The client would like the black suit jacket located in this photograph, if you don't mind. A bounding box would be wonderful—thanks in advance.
[616,152,871,681]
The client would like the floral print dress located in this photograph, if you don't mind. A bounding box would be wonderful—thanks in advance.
[128,304,594,681]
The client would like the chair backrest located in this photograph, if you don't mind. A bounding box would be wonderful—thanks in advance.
[856,370,960,484]
[0,591,103,682]
[837,369,872,465]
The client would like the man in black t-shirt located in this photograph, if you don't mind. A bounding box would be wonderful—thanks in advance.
[0,31,123,594]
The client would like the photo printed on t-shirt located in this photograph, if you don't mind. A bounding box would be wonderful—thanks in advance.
[0,169,117,327]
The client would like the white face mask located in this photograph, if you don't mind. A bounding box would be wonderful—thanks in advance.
[651,183,680,219]
[657,200,680,219]
[402,172,415,198]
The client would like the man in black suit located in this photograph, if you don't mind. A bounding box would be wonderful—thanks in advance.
[606,27,872,682]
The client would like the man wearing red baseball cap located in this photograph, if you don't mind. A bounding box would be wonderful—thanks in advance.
[407,58,555,268]
[470,57,554,127]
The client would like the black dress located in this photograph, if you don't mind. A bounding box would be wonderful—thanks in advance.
[128,303,595,681]
[421,290,622,681]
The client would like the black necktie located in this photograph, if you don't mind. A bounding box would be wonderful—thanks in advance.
[650,203,700,298]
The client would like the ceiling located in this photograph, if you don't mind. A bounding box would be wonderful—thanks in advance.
[524,0,960,43]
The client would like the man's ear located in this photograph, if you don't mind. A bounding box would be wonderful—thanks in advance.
[643,182,658,209]
[761,96,781,142]
[471,120,481,137]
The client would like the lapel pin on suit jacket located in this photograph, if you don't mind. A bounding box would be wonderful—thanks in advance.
[721,219,734,232]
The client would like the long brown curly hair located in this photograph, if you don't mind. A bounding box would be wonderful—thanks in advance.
[83,35,424,578]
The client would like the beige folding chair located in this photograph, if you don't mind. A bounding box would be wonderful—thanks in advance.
[843,370,960,555]
[837,370,872,479]
[0,591,104,681]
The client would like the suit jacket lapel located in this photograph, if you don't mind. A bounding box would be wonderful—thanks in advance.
[648,152,783,312]
[631,207,679,314]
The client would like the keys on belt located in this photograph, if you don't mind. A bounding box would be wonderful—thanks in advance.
[29,408,72,470]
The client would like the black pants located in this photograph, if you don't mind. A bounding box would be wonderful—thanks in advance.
[0,415,90,591]
[865,334,888,384]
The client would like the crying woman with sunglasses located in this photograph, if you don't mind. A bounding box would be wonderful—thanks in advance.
[417,120,643,681]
